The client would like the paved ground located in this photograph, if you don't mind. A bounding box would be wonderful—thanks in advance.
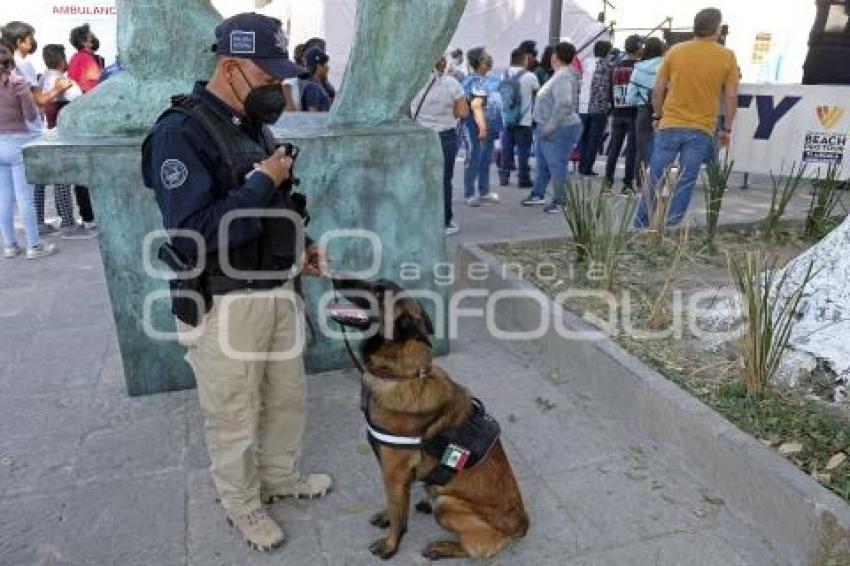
[0,158,819,565]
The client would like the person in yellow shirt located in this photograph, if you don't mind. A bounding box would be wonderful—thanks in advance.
[635,7,739,227]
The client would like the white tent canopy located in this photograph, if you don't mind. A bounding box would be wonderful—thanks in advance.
[215,0,608,85]
[216,0,816,85]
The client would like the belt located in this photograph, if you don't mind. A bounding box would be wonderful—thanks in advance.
[207,274,286,295]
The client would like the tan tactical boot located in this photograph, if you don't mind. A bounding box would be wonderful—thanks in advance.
[261,473,334,503]
[226,508,285,552]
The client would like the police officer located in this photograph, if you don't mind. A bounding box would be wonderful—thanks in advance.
[142,13,330,552]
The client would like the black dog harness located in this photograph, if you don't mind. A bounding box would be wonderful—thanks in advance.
[365,393,501,486]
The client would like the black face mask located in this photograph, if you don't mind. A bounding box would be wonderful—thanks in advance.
[233,65,285,124]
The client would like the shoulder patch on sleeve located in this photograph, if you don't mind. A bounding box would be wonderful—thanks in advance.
[160,159,189,190]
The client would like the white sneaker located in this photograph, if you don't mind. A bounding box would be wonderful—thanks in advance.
[83,221,98,230]
[445,221,460,236]
[226,508,285,552]
[26,243,57,260]
[480,193,500,204]
[466,196,481,207]
[3,243,22,258]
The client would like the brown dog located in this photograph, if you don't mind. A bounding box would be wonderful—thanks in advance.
[330,279,528,560]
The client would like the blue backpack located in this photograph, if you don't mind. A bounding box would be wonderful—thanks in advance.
[498,69,529,127]
[463,74,504,136]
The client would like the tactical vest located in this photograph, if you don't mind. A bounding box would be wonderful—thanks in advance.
[156,93,300,276]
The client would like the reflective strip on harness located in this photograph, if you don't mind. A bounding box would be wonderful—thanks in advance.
[364,398,501,488]
[366,422,422,447]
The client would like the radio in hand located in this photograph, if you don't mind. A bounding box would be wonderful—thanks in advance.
[262,142,311,272]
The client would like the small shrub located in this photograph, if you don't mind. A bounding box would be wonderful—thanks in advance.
[702,158,734,254]
[726,252,815,399]
[589,197,636,290]
[762,162,807,241]
[561,179,600,263]
[804,164,844,241]
[647,224,690,329]
[562,180,635,289]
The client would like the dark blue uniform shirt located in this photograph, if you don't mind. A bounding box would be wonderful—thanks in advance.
[142,82,279,259]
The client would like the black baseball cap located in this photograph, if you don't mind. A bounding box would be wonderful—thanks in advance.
[304,46,329,71]
[213,13,302,79]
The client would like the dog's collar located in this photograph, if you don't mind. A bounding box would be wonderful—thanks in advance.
[367,365,432,381]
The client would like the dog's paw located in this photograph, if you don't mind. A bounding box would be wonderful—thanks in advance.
[414,499,433,514]
[422,540,466,560]
[369,537,399,560]
[422,546,442,561]
[369,511,390,528]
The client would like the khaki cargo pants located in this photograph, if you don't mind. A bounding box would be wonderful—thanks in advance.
[178,279,306,515]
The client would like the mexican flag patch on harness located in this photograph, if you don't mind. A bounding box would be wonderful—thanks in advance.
[441,443,471,470]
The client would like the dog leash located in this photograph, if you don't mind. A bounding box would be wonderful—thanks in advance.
[330,281,367,375]
[340,323,366,374]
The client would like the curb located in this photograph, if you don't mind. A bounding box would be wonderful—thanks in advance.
[457,242,850,566]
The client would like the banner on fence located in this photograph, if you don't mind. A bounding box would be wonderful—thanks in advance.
[730,83,850,179]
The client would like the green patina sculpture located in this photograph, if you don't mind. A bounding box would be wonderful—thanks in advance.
[330,0,464,126]
[24,0,466,395]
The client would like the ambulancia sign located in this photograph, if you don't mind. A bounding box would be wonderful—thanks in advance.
[51,4,117,15]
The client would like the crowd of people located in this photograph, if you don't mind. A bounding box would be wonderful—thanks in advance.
[1,8,738,258]
[412,6,739,236]
[0,20,105,262]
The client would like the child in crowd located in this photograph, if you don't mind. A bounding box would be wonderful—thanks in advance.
[38,44,97,239]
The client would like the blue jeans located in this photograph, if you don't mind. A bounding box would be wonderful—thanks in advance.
[499,125,533,184]
[0,132,41,248]
[578,113,608,174]
[463,120,495,198]
[530,122,583,203]
[635,128,716,228]
[439,128,459,225]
